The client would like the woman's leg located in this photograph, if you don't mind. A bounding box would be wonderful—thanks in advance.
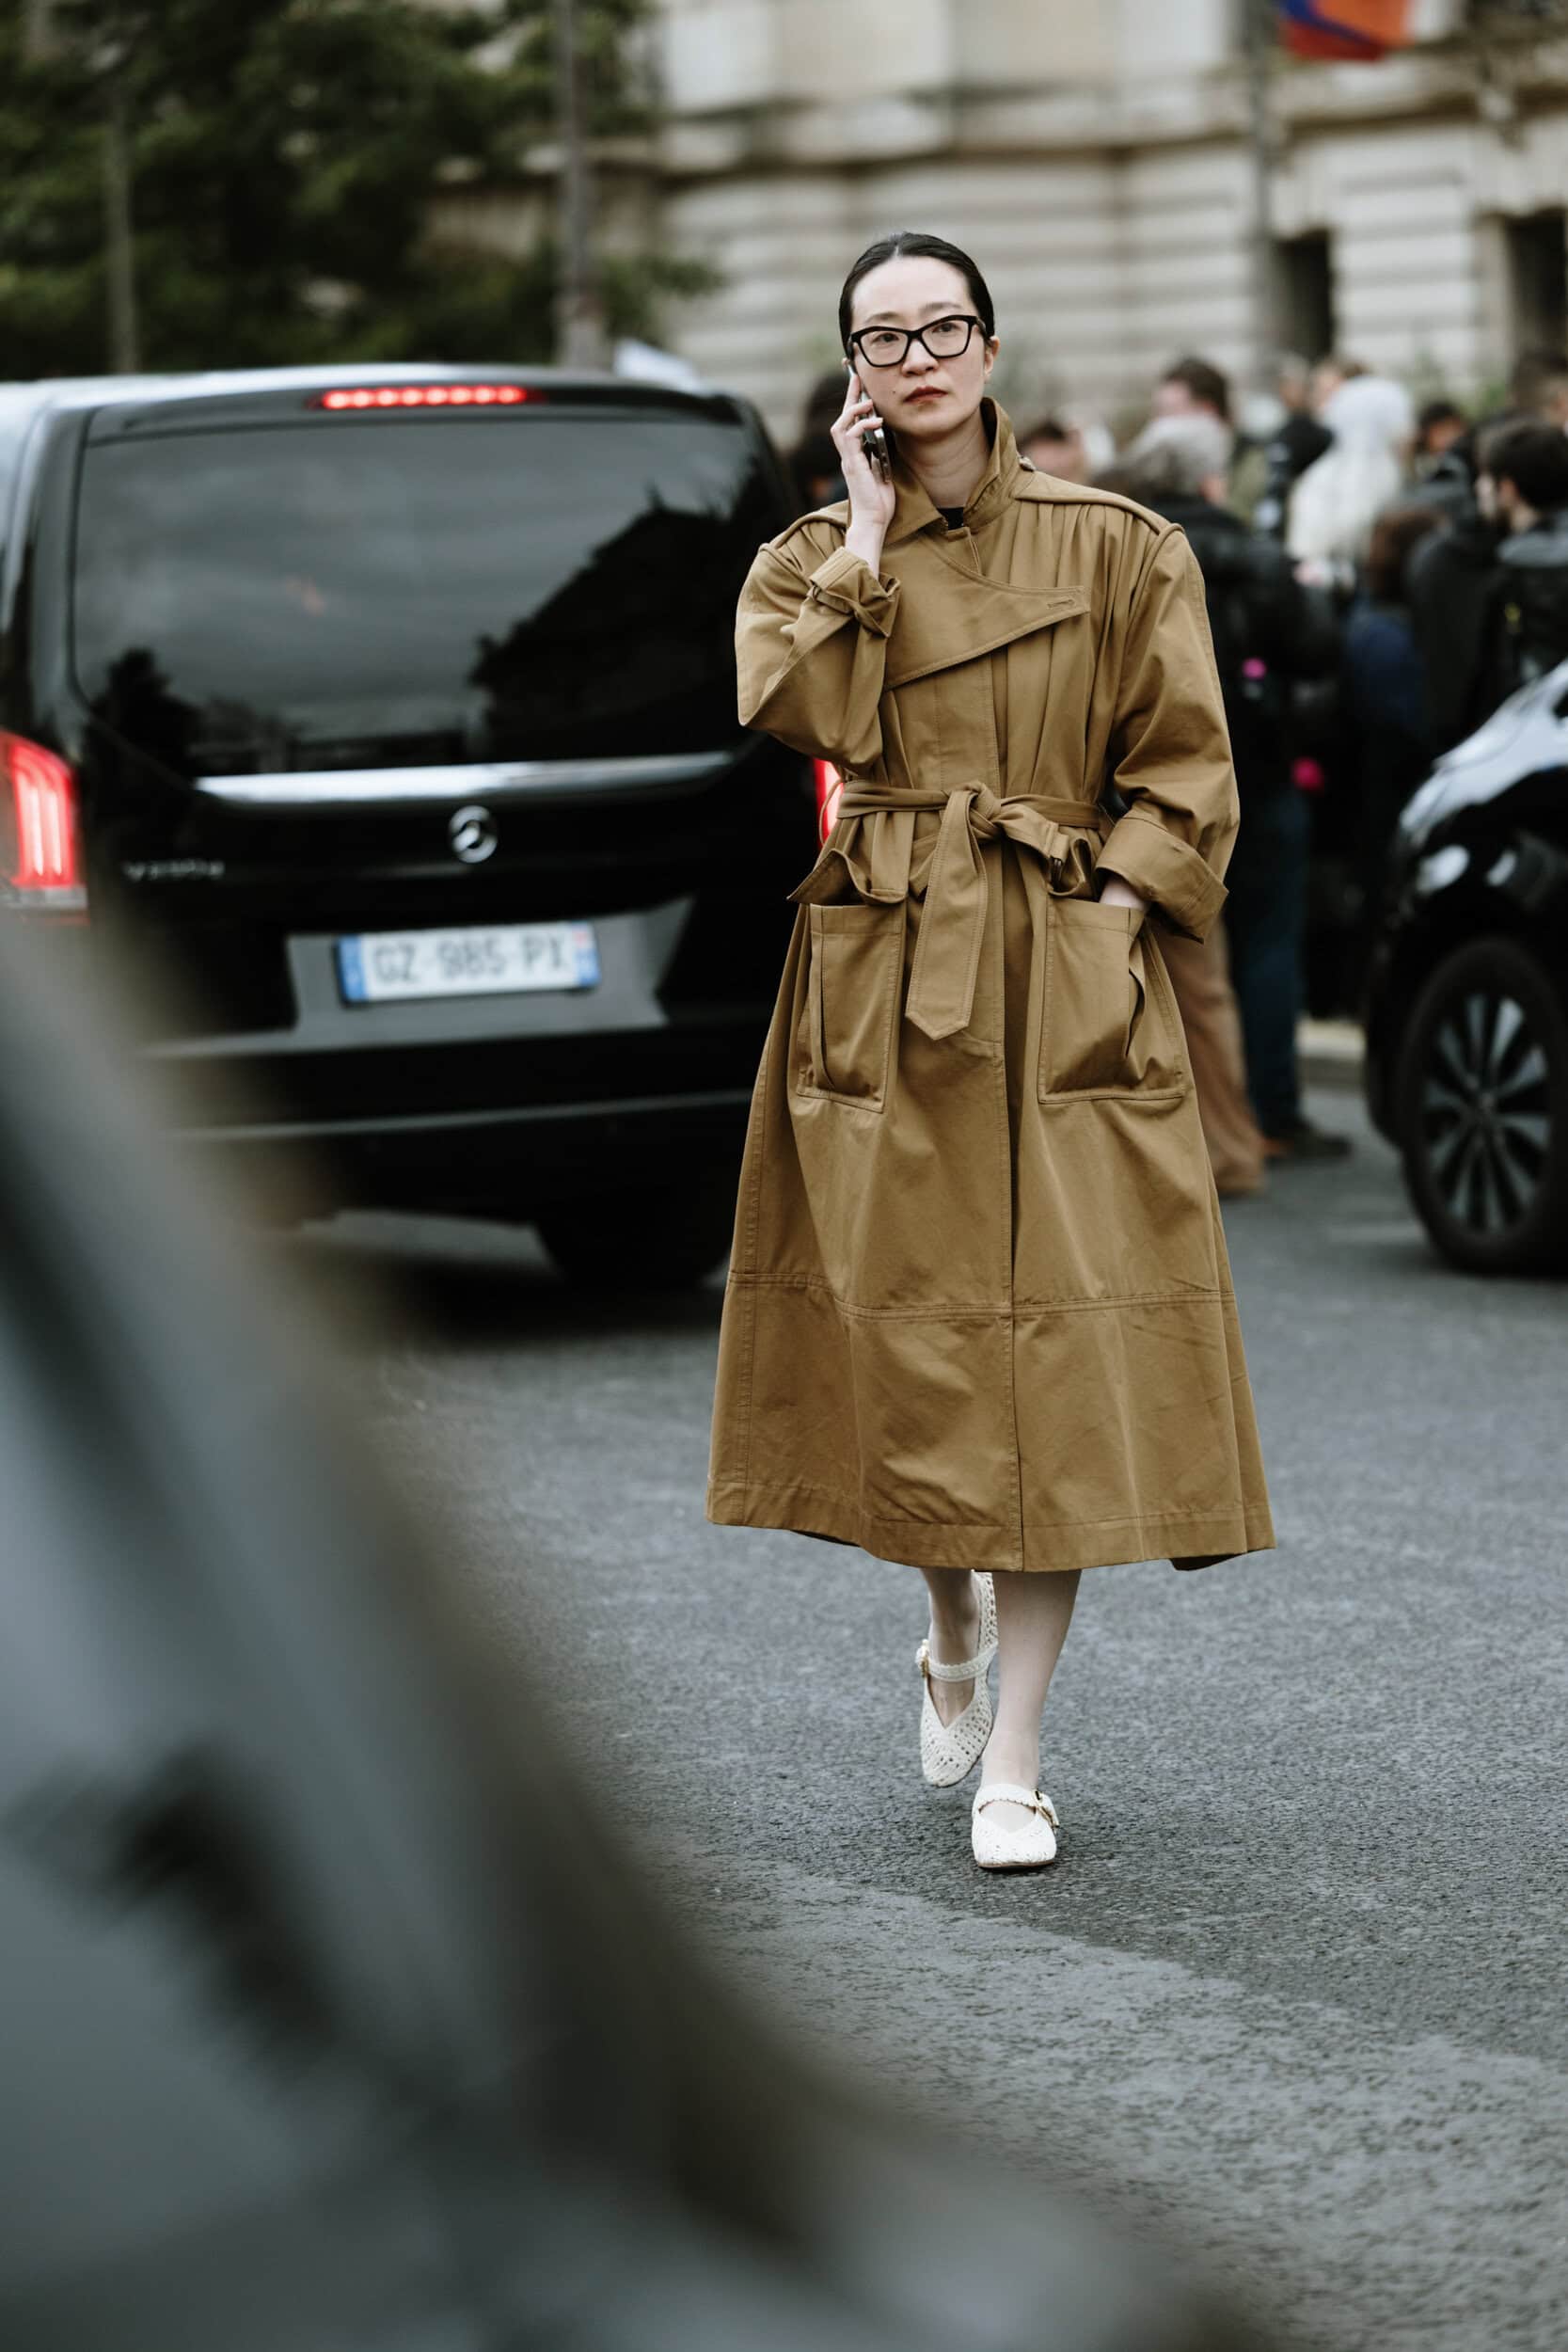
[916,1566,983,1725]
[981,1569,1080,1810]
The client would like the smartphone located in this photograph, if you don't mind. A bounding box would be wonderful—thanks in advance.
[848,367,890,478]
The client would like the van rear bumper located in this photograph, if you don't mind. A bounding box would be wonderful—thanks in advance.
[172,1088,754,1218]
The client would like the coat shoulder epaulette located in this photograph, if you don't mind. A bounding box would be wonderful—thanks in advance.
[1013,473,1171,540]
[766,501,850,558]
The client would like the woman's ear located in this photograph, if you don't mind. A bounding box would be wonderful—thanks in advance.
[983,336,999,384]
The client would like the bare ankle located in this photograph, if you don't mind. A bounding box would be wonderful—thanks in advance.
[982,1740,1039,1788]
[927,1574,980,1658]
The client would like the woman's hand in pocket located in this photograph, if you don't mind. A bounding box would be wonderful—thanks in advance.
[1096,873,1148,921]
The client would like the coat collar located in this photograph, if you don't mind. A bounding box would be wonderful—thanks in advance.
[883,398,1031,547]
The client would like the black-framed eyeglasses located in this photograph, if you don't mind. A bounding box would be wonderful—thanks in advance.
[847,314,985,370]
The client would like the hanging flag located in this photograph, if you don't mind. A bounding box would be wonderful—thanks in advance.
[1278,0,1415,58]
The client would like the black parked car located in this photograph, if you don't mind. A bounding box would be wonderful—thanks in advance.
[1365,663,1568,1274]
[0,365,807,1282]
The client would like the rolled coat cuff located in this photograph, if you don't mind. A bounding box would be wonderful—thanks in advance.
[806,545,900,637]
[1096,812,1227,942]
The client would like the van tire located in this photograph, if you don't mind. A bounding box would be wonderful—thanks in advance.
[536,1182,736,1291]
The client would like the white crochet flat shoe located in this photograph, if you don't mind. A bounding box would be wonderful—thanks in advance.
[971,1782,1060,1871]
[916,1573,998,1788]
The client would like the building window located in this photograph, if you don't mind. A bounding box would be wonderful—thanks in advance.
[1505,211,1568,361]
[1276,230,1336,360]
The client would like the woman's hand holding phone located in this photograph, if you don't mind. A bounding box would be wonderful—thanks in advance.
[832,365,895,568]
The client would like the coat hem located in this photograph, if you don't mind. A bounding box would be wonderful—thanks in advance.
[706,1477,1275,1575]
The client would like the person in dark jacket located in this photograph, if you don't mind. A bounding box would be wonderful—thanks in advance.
[1408,417,1568,747]
[1483,421,1568,698]
[1341,503,1444,985]
[1416,398,1466,462]
[1119,416,1345,1160]
[1402,400,1475,526]
[1405,413,1526,748]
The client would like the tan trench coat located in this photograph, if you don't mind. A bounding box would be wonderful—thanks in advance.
[706,403,1275,1574]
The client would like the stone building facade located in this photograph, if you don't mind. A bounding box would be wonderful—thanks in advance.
[648,0,1568,443]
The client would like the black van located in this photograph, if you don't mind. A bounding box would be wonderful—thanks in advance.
[0,365,808,1281]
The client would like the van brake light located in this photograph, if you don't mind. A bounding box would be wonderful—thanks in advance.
[814,758,844,841]
[309,385,537,412]
[2,734,86,909]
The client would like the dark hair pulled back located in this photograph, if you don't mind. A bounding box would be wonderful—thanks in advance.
[1486,421,1568,514]
[838,231,996,351]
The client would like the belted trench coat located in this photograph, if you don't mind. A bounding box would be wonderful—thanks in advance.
[707,404,1275,1574]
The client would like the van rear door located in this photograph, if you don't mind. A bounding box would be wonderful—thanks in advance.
[65,387,795,930]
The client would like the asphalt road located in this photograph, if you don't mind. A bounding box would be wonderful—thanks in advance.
[304,1090,1568,2352]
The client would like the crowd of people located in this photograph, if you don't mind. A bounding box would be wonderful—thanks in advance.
[784,342,1568,1192]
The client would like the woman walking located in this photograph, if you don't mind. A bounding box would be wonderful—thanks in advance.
[707,233,1275,1872]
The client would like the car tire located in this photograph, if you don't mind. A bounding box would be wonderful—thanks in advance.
[1396,935,1568,1275]
[536,1179,736,1291]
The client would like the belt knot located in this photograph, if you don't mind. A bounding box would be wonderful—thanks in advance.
[966,787,1005,844]
[791,780,1105,1042]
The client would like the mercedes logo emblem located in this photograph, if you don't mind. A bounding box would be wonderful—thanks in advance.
[449,804,499,864]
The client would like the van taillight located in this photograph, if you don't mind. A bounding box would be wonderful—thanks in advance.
[2,735,86,909]
[309,385,537,412]
[814,758,844,841]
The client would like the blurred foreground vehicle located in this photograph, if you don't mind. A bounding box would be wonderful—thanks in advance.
[0,930,1263,2349]
[1365,663,1568,1273]
[0,365,804,1283]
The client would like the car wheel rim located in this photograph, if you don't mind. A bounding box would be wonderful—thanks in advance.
[1420,988,1551,1236]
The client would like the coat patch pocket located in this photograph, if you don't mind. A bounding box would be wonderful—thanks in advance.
[1037,898,1182,1100]
[795,901,904,1109]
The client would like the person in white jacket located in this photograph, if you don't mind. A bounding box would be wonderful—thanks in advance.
[1287,373,1415,581]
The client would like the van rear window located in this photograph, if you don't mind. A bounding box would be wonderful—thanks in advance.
[71,410,782,775]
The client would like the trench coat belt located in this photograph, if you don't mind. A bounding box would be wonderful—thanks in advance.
[790,781,1109,1044]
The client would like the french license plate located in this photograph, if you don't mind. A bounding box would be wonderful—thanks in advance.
[336,921,600,1005]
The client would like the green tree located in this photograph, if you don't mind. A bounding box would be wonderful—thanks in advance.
[0,0,712,375]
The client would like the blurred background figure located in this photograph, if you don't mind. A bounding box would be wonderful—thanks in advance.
[1416,398,1467,465]
[1154,921,1269,1200]
[1407,418,1568,751]
[1150,355,1231,429]
[1116,414,1343,1167]
[1019,411,1091,482]
[1307,352,1364,412]
[1404,410,1523,749]
[1407,398,1475,523]
[1253,353,1333,537]
[787,368,849,512]
[1287,373,1416,581]
[1477,421,1568,698]
[1509,348,1568,430]
[1149,354,1265,516]
[0,921,1270,2352]
[1339,502,1444,986]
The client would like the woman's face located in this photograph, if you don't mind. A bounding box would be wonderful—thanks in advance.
[846,257,998,445]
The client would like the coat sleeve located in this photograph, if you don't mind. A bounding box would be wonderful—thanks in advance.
[1096,525,1240,941]
[735,524,899,773]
